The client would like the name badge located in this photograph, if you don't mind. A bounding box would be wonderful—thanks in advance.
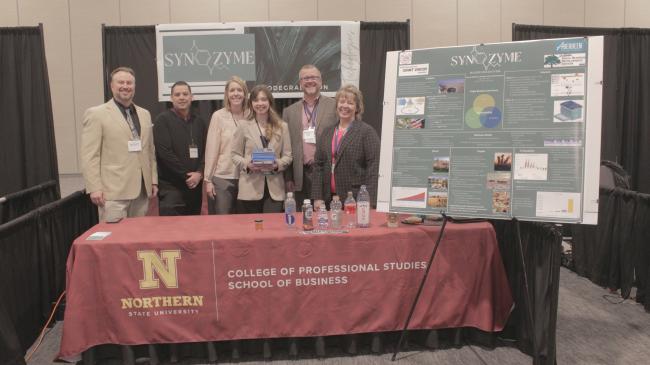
[303,127,316,144]
[128,139,142,152]
[189,144,198,159]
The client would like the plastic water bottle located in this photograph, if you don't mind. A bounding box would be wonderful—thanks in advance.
[330,195,342,229]
[302,199,314,231]
[356,185,370,228]
[284,192,296,228]
[344,191,356,229]
[317,205,329,231]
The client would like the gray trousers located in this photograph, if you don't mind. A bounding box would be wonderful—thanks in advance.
[207,176,239,215]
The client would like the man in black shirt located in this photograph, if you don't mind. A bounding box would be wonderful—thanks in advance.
[154,81,207,215]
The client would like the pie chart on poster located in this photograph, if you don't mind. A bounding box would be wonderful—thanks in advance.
[465,94,502,129]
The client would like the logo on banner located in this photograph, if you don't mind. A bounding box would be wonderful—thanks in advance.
[137,250,181,289]
[120,250,205,317]
[450,46,522,71]
[162,34,256,82]
[555,40,585,53]
[163,40,255,76]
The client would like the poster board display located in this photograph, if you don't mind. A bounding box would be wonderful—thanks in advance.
[378,37,603,224]
[156,21,360,101]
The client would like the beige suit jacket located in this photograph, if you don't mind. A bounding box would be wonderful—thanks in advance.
[80,100,158,200]
[231,119,292,201]
[282,95,338,191]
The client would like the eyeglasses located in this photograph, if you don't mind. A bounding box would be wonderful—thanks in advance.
[300,76,321,81]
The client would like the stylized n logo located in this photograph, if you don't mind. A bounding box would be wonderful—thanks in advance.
[137,250,181,289]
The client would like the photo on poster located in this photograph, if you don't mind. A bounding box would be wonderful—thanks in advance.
[391,187,427,208]
[492,191,511,213]
[486,172,512,190]
[536,192,581,219]
[432,157,450,172]
[428,175,449,191]
[396,97,426,115]
[437,78,465,94]
[514,153,548,180]
[395,117,425,129]
[427,192,448,208]
[553,99,583,122]
[550,73,585,97]
[494,152,512,171]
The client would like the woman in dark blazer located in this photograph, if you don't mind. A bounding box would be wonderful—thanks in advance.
[312,85,380,208]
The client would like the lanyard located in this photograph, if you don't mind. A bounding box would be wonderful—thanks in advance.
[303,99,320,128]
[255,119,269,148]
[230,111,239,127]
[332,126,347,160]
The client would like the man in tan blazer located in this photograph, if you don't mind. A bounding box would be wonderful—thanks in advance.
[282,65,338,204]
[80,67,158,221]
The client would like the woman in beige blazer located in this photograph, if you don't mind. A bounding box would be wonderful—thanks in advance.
[204,76,249,215]
[231,85,292,213]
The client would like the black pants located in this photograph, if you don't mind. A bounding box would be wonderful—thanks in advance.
[158,180,202,216]
[238,183,283,214]
[294,164,313,204]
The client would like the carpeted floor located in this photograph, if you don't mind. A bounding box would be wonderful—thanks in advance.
[24,267,650,365]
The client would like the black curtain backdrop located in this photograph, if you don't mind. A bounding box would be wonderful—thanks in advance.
[102,22,409,135]
[571,187,650,311]
[0,180,60,225]
[0,25,59,196]
[0,191,98,364]
[634,192,650,312]
[513,24,650,194]
[359,21,410,135]
[492,221,562,365]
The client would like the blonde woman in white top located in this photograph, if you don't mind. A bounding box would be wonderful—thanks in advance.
[204,76,249,214]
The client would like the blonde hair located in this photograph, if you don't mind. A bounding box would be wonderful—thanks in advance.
[335,84,364,120]
[248,85,282,141]
[223,76,249,114]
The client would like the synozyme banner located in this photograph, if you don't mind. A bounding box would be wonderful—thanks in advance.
[156,21,360,101]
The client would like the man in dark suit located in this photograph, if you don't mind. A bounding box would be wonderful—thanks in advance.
[282,65,338,204]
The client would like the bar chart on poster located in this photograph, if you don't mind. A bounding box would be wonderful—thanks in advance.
[378,37,603,224]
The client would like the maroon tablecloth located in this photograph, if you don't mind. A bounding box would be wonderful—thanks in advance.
[58,211,512,359]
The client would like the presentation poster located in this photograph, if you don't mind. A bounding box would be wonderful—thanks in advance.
[156,21,360,101]
[378,37,603,224]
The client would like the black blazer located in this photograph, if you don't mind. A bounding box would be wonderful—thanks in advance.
[311,120,380,206]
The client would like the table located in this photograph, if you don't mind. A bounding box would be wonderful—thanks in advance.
[58,211,512,359]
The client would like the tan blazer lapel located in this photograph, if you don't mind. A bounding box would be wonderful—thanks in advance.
[106,101,135,139]
[135,106,149,141]
[248,120,266,150]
